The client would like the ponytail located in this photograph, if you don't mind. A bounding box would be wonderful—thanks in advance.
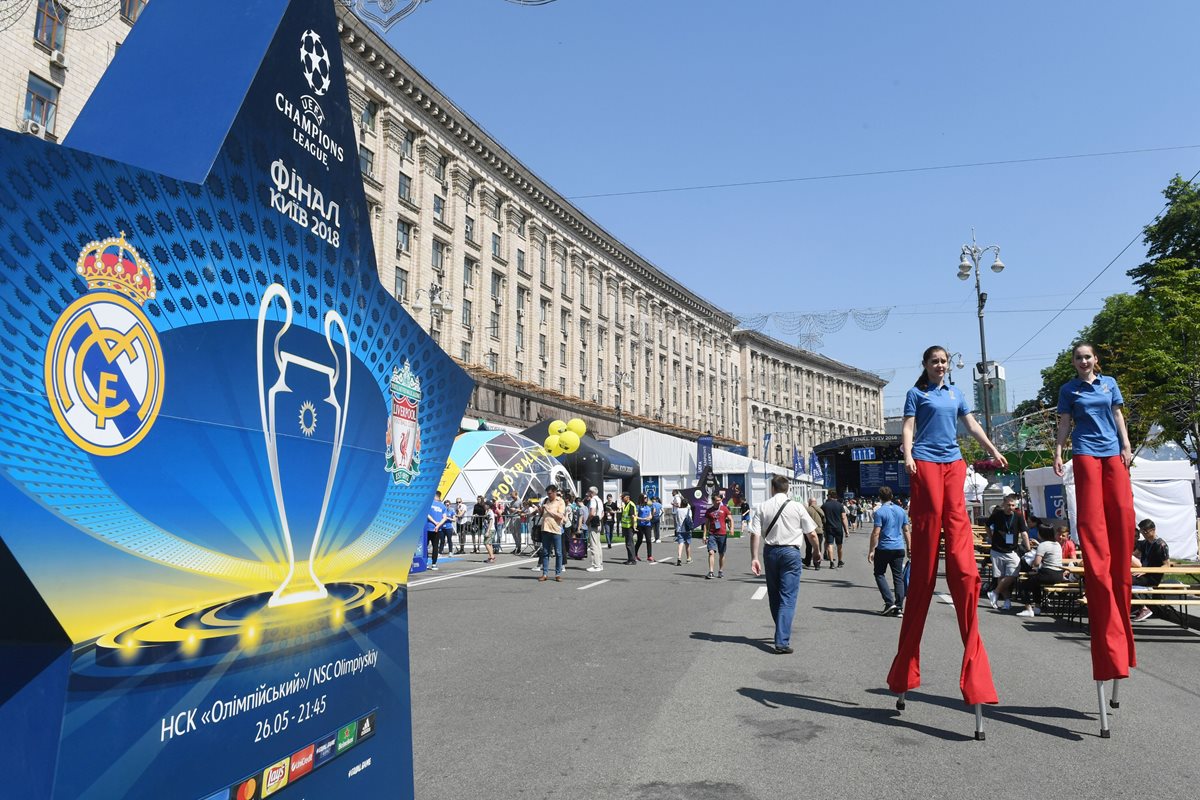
[914,345,948,391]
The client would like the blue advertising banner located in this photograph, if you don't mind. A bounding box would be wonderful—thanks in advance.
[695,435,713,479]
[0,1,471,798]
[1044,484,1067,520]
[641,476,661,499]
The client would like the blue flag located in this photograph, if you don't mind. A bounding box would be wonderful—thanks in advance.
[810,452,825,483]
[793,445,803,475]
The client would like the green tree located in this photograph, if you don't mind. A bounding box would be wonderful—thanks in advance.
[1128,175,1200,291]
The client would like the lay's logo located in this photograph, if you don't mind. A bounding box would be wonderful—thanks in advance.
[260,758,289,797]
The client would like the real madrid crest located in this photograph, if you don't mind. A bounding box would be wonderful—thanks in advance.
[44,233,164,456]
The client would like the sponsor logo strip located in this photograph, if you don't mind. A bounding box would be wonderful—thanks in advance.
[213,712,378,799]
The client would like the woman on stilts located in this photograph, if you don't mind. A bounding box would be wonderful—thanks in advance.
[887,345,1005,739]
[1054,342,1137,738]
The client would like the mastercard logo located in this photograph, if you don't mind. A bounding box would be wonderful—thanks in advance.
[236,777,257,800]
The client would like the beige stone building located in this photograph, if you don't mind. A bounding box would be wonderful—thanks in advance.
[0,0,886,464]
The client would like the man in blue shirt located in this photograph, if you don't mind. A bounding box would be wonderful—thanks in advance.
[426,491,451,571]
[868,486,910,616]
[650,495,663,543]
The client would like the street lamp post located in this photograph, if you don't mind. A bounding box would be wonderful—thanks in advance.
[411,282,454,330]
[957,231,1006,440]
[612,369,632,431]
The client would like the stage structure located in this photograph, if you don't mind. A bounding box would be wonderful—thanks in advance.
[0,1,471,797]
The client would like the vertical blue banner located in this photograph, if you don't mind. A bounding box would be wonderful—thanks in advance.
[695,435,713,479]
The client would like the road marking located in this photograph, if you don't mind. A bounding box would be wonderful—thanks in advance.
[935,592,954,606]
[752,587,768,600]
[410,558,537,587]
[577,579,610,591]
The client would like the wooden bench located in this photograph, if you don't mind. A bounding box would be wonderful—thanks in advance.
[1064,565,1200,628]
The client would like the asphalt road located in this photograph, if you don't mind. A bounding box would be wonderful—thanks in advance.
[409,528,1198,800]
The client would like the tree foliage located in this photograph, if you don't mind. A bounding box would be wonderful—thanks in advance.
[1031,175,1200,464]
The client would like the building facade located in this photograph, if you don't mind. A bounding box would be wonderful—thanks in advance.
[0,0,886,463]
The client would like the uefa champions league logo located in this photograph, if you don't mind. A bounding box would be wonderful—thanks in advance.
[299,29,332,96]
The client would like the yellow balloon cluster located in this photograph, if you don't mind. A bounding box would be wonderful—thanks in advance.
[544,417,587,457]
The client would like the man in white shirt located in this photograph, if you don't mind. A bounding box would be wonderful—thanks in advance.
[749,475,820,655]
[585,486,604,572]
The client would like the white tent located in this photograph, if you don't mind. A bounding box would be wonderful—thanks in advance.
[607,428,800,505]
[1024,460,1198,560]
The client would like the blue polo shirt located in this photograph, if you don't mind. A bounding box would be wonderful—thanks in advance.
[904,383,969,463]
[874,502,909,550]
[1057,375,1123,457]
[426,500,448,533]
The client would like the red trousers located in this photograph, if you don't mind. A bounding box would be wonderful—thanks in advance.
[1073,454,1137,680]
[887,459,998,705]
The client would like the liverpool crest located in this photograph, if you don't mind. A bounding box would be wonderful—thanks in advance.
[385,360,422,485]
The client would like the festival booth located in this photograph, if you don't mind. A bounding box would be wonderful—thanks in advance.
[1024,460,1198,560]
[519,421,640,497]
[607,428,798,506]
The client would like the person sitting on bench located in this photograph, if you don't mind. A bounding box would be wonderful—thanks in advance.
[1131,518,1169,622]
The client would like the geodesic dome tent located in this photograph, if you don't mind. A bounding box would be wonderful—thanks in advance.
[437,431,571,504]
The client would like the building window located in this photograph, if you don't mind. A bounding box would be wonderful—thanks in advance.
[398,171,412,203]
[434,154,447,181]
[490,271,503,299]
[493,195,503,220]
[462,257,474,287]
[402,129,415,159]
[491,233,501,258]
[461,299,472,328]
[34,0,67,51]
[516,249,525,273]
[489,310,500,336]
[559,342,567,367]
[538,369,546,387]
[432,240,447,271]
[359,146,374,178]
[464,215,475,243]
[120,0,146,23]
[515,321,525,350]
[514,213,526,238]
[559,377,566,394]
[487,352,499,371]
[361,99,379,131]
[557,256,567,290]
[396,220,411,253]
[539,299,550,325]
[23,73,58,134]
[395,267,409,300]
[460,342,471,361]
[539,334,547,359]
[433,195,445,222]
[516,361,524,381]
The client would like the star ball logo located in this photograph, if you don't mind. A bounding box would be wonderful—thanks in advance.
[44,233,164,456]
[299,29,332,96]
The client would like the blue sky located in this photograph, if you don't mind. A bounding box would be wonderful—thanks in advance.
[377,0,1200,414]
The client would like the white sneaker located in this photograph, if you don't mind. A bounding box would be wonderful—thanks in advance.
[428,564,438,570]
[1016,607,1034,617]
[986,590,998,609]
[586,566,602,572]
[530,565,541,571]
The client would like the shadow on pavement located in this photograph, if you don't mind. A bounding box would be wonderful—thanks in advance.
[811,606,887,617]
[863,688,1088,741]
[691,632,776,653]
[737,686,970,742]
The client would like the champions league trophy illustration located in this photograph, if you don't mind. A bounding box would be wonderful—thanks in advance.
[257,283,352,607]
